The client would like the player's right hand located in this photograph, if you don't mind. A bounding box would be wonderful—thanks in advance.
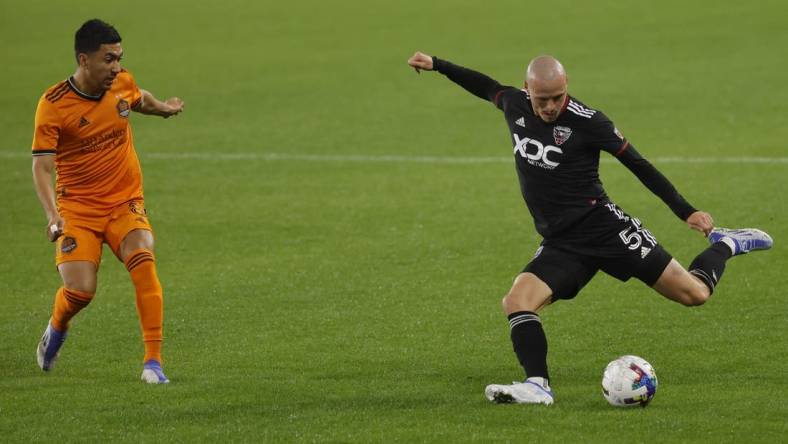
[46,215,64,242]
[686,211,714,237]
[408,52,434,73]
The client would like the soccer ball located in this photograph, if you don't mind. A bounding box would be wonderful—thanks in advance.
[601,355,658,407]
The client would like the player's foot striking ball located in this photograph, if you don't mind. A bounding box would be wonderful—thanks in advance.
[407,50,773,405]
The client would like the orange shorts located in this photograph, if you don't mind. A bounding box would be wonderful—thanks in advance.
[55,199,154,267]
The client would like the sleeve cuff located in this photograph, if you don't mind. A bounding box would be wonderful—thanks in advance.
[677,204,697,221]
[432,56,446,72]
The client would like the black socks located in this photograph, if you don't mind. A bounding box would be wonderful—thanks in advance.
[689,242,732,294]
[508,311,549,381]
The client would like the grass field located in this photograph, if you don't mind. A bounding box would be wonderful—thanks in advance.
[1,0,787,442]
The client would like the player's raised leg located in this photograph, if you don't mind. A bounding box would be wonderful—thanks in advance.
[653,228,772,303]
[485,272,555,405]
[652,259,710,305]
[118,228,168,384]
[38,260,97,371]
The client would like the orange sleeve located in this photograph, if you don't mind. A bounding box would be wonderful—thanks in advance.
[32,96,61,155]
[123,70,143,108]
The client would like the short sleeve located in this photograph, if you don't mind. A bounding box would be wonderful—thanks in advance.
[588,111,629,156]
[121,70,143,108]
[31,96,60,155]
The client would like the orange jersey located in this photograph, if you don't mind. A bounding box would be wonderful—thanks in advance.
[32,70,144,217]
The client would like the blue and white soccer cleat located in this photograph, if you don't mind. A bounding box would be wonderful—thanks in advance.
[37,322,67,371]
[141,360,170,384]
[484,377,554,405]
[708,228,773,256]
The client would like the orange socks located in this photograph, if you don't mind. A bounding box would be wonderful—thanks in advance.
[49,250,164,365]
[125,249,164,363]
[51,287,94,332]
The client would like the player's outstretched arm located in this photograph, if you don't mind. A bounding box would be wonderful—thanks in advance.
[407,51,511,103]
[133,89,184,118]
[32,155,63,241]
[616,146,713,236]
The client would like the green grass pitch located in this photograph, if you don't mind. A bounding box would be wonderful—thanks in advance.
[1,0,787,442]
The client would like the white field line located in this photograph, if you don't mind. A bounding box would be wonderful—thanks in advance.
[3,151,788,164]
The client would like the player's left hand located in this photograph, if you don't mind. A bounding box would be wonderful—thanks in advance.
[162,97,184,118]
[686,211,713,237]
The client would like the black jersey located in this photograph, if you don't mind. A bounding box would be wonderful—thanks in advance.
[496,88,627,237]
[433,57,696,239]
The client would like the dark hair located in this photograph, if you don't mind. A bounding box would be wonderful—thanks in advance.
[74,19,122,63]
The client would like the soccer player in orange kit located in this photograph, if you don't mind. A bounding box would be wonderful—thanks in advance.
[32,19,184,383]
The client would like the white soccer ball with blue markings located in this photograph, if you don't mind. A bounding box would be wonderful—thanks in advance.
[601,355,658,407]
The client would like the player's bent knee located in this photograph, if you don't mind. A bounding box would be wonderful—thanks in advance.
[119,229,155,262]
[58,261,98,294]
[670,284,709,307]
[502,275,552,313]
[62,280,96,294]
[503,293,546,313]
[502,292,536,313]
[654,260,710,307]
[681,276,711,307]
[60,276,97,294]
[683,286,710,307]
[501,292,537,313]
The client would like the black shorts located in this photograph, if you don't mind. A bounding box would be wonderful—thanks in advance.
[522,202,673,301]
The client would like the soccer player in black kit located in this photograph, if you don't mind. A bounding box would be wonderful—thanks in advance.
[407,51,773,405]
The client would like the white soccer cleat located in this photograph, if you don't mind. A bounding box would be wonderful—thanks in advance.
[37,322,67,371]
[708,228,773,256]
[484,377,554,405]
[141,360,170,384]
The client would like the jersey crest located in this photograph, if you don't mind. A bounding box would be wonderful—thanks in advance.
[553,126,572,145]
[116,97,131,118]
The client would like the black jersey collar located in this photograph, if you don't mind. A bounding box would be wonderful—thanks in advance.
[67,76,105,101]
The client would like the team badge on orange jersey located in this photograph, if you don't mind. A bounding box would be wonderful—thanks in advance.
[129,200,147,216]
[117,98,130,118]
[61,237,77,253]
[553,126,572,146]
